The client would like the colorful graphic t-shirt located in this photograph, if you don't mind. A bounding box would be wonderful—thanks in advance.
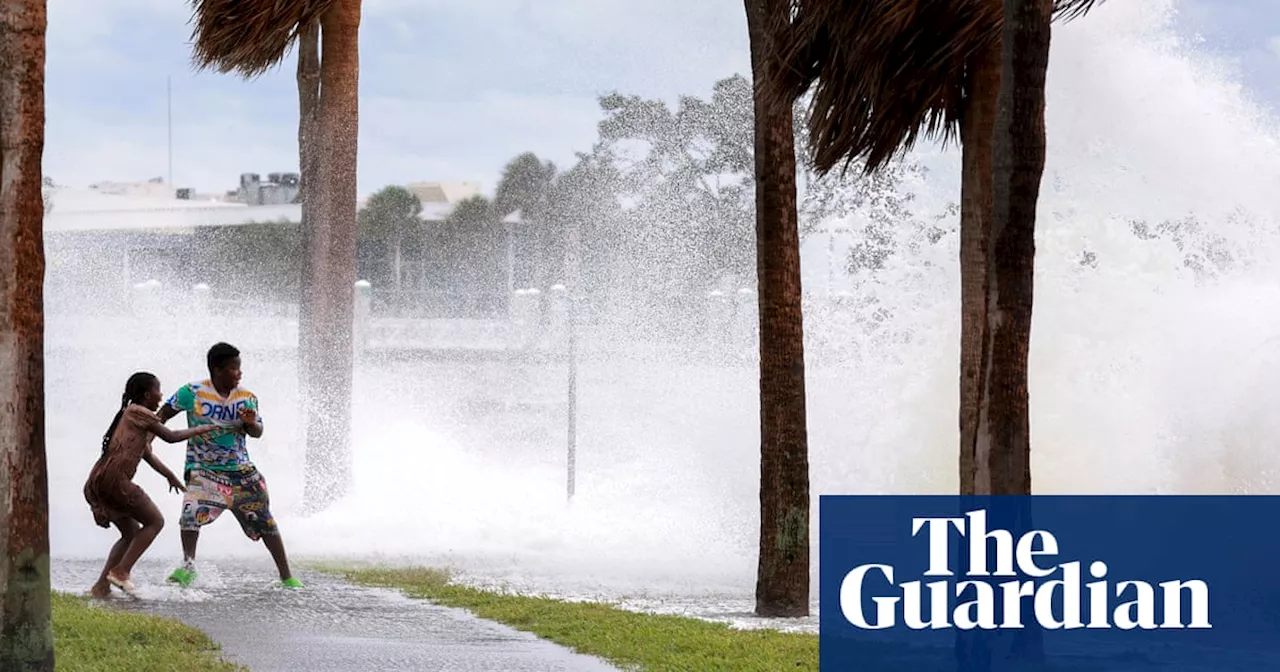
[165,380,262,472]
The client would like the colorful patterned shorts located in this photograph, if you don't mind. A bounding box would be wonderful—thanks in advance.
[180,468,279,540]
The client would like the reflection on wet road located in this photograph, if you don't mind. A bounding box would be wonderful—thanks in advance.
[53,558,619,672]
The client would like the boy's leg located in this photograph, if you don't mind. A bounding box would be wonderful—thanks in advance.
[261,533,294,582]
[168,470,228,586]
[181,530,200,563]
[230,470,297,584]
[166,531,202,587]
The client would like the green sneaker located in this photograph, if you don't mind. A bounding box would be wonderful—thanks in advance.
[281,577,304,589]
[167,565,196,588]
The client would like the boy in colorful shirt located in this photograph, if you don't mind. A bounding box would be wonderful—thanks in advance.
[159,342,303,589]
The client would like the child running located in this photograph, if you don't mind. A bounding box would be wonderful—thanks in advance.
[84,372,219,597]
[159,342,302,589]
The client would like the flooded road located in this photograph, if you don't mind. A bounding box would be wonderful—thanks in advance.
[53,558,619,672]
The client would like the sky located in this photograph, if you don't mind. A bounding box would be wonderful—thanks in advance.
[44,0,1280,199]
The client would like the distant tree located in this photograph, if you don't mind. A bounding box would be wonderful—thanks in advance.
[358,185,422,290]
[438,195,494,276]
[42,176,54,215]
[194,222,304,303]
[546,152,624,294]
[591,76,756,287]
[494,152,558,290]
[434,195,505,314]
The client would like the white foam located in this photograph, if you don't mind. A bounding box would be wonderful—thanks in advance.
[46,0,1280,602]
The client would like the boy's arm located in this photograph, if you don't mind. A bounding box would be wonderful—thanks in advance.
[238,396,264,438]
[241,413,263,438]
[158,384,194,423]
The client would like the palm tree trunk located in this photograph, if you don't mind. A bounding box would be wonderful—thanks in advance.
[958,41,1001,496]
[296,17,319,396]
[970,0,1055,666]
[981,0,1050,511]
[745,0,811,618]
[302,0,361,508]
[0,2,54,669]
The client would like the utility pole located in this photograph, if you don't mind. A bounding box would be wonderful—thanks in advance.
[564,216,581,501]
[167,76,173,188]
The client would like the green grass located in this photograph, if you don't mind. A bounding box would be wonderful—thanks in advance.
[52,592,243,672]
[324,564,818,672]
[321,565,1108,672]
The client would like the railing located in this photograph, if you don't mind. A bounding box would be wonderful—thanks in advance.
[207,298,299,318]
[44,278,884,366]
[369,289,509,320]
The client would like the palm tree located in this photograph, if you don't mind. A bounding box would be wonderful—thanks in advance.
[773,0,1101,497]
[969,2,1059,662]
[775,0,1100,664]
[358,185,424,291]
[981,0,1056,522]
[493,153,558,291]
[744,0,810,618]
[0,2,53,669]
[188,0,362,508]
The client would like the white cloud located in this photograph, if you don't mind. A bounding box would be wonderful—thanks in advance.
[1268,35,1280,59]
[45,1,1280,199]
[42,0,754,198]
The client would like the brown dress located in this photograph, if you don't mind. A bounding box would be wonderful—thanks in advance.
[83,404,159,527]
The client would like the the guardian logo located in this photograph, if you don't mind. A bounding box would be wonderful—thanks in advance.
[839,509,1211,631]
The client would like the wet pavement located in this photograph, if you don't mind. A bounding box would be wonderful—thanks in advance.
[53,558,620,672]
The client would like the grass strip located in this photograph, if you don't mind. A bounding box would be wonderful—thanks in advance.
[52,592,243,672]
[323,565,1109,672]
[325,564,817,672]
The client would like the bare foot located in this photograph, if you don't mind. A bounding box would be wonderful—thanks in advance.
[90,582,112,599]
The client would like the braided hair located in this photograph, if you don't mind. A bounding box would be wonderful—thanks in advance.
[101,372,158,455]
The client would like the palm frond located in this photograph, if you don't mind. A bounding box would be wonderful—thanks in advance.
[1053,0,1106,22]
[773,0,1108,177]
[188,0,336,78]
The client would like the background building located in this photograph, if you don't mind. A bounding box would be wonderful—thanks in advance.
[43,175,481,316]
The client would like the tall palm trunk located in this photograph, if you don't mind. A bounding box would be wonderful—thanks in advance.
[296,17,319,403]
[302,0,361,508]
[745,0,811,618]
[958,42,1001,496]
[0,2,53,669]
[961,0,1055,667]
[296,19,319,274]
[981,0,1050,512]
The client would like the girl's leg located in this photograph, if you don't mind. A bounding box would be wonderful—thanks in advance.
[107,493,164,582]
[92,519,139,597]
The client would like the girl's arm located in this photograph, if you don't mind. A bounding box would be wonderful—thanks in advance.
[143,446,185,492]
[147,419,217,444]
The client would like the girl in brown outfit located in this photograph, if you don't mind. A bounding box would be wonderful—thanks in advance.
[85,372,218,597]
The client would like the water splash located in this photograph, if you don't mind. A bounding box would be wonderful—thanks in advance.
[45,0,1280,614]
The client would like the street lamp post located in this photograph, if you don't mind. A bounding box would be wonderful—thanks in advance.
[564,216,581,502]
[502,209,522,300]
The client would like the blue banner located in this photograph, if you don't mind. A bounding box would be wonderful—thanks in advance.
[819,495,1280,671]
